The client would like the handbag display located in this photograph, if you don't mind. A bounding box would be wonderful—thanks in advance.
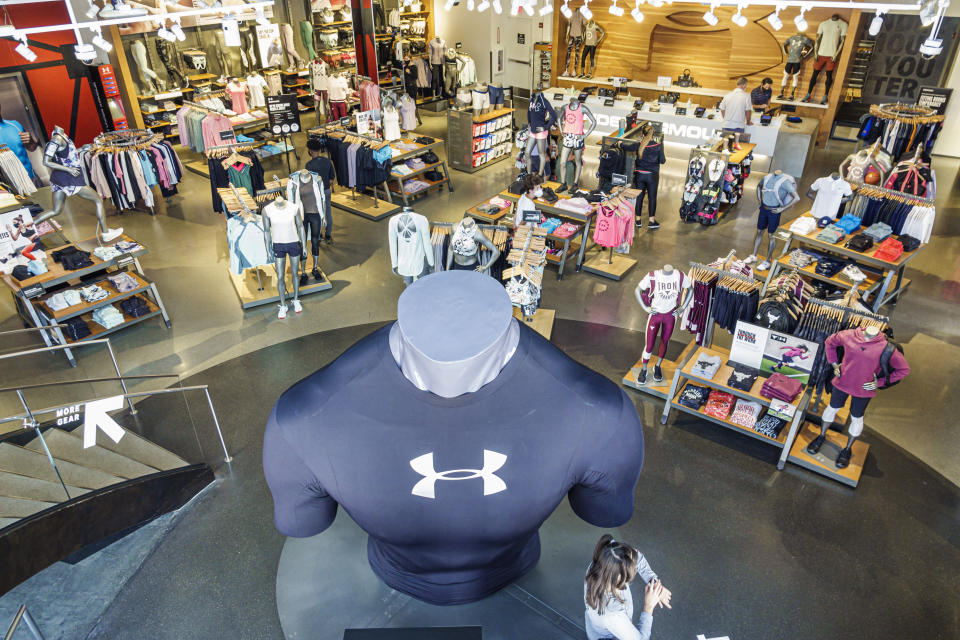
[839,140,893,185]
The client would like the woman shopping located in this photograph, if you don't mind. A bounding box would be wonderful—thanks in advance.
[514,173,544,229]
[584,534,672,640]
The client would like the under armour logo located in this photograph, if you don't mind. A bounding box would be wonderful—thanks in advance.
[410,450,507,499]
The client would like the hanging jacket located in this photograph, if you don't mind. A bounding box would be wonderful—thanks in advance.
[287,170,327,213]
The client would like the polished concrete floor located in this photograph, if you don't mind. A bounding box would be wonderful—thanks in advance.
[2,112,960,638]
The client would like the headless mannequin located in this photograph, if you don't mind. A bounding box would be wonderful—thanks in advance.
[579,19,605,78]
[778,31,813,100]
[280,23,303,72]
[803,14,846,105]
[36,127,122,242]
[525,87,557,180]
[389,270,520,398]
[130,39,162,94]
[634,264,692,384]
[246,31,258,72]
[446,217,500,272]
[563,11,585,76]
[806,172,853,212]
[290,169,324,282]
[443,48,459,97]
[556,98,596,193]
[390,207,432,286]
[262,193,306,318]
[749,169,799,268]
[214,30,231,80]
[429,36,445,98]
[155,38,185,88]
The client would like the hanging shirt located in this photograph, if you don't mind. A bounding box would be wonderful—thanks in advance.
[567,11,585,38]
[399,94,417,130]
[809,176,852,219]
[784,34,814,63]
[246,75,269,108]
[262,323,645,605]
[45,138,86,190]
[388,211,433,276]
[328,75,349,102]
[0,119,35,178]
[227,82,249,114]
[383,107,401,141]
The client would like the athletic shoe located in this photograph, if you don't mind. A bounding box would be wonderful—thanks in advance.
[312,267,322,281]
[299,273,308,287]
[801,93,812,102]
[776,93,786,100]
[653,365,663,383]
[647,219,660,229]
[806,433,825,454]
[744,254,758,264]
[835,446,852,469]
[278,304,288,320]
[325,236,333,244]
[820,97,829,105]
[757,260,771,271]
[101,227,124,242]
[293,299,303,314]
[556,184,568,194]
[637,368,647,385]
[635,218,643,228]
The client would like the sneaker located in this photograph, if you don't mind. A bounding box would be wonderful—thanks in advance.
[820,97,829,105]
[744,254,758,264]
[801,93,812,102]
[312,267,322,281]
[806,433,826,454]
[278,304,288,320]
[556,184,568,194]
[101,227,124,242]
[635,217,643,228]
[637,368,647,385]
[653,365,663,383]
[757,260,771,271]
[293,299,303,314]
[841,264,866,283]
[835,446,852,469]
[775,93,786,100]
[299,273,308,287]
[647,218,660,229]
[325,236,333,244]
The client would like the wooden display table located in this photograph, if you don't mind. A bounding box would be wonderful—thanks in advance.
[389,137,454,206]
[788,422,869,487]
[623,341,696,400]
[761,213,921,312]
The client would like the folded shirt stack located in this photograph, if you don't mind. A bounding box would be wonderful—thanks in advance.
[834,214,862,234]
[678,384,712,409]
[704,390,735,420]
[815,224,845,244]
[844,233,873,252]
[691,354,722,379]
[814,257,845,277]
[120,295,151,318]
[729,399,763,428]
[552,222,581,238]
[753,414,787,439]
[46,289,83,311]
[899,234,922,252]
[873,237,904,262]
[62,317,91,340]
[393,165,413,176]
[488,196,510,208]
[863,222,893,242]
[402,179,431,194]
[51,246,94,270]
[555,197,593,214]
[93,246,122,261]
[760,372,802,402]
[727,364,759,392]
[406,158,426,170]
[92,304,124,329]
[540,218,562,234]
[107,272,139,292]
[787,249,816,268]
[113,240,142,253]
[789,216,818,235]
[79,284,109,303]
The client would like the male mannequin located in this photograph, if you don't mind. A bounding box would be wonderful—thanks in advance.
[579,19,605,78]
[634,264,692,384]
[746,170,799,270]
[389,208,433,285]
[214,30,231,80]
[428,36,446,98]
[563,9,586,77]
[287,168,326,282]
[803,15,847,104]
[262,270,645,605]
[807,172,853,219]
[556,97,596,193]
[36,126,123,242]
[443,48,461,98]
[309,57,330,117]
[525,88,558,179]
[246,72,268,109]
[446,216,500,272]
[807,326,909,468]
[778,31,814,100]
[262,193,306,318]
[130,39,163,94]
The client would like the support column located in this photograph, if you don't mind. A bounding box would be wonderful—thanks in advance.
[352,0,380,84]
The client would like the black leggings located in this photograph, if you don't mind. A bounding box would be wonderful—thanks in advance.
[829,387,871,418]
[304,212,322,256]
[808,68,834,94]
[580,45,596,73]
[634,170,659,217]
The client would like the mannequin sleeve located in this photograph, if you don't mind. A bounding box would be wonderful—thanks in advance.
[567,388,644,527]
[419,216,434,267]
[658,145,666,165]
[263,406,339,537]
[824,331,843,365]
[878,349,910,388]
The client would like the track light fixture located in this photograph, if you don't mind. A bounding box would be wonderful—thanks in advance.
[522,0,535,15]
[560,0,572,18]
[157,21,176,41]
[539,0,553,15]
[868,9,885,36]
[608,0,624,16]
[91,27,112,52]
[794,6,808,31]
[477,0,490,10]
[15,35,36,62]
[466,0,474,9]
[702,3,719,26]
[731,5,747,26]
[767,4,783,30]
[444,0,456,10]
[85,1,99,18]
[170,18,185,40]
[632,0,644,21]
[647,0,665,7]
[493,0,503,12]
[256,7,270,26]
[580,0,593,19]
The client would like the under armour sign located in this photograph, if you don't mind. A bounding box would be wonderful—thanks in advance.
[410,450,507,499]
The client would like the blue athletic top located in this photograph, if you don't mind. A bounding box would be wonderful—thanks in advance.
[263,323,645,605]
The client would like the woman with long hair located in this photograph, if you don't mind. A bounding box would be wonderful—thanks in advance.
[584,534,672,640]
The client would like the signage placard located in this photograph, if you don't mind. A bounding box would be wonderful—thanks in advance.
[339,116,352,128]
[21,284,44,299]
[266,94,302,135]
[553,93,563,100]
[917,86,951,115]
[657,75,672,87]
[219,130,234,141]
[729,321,819,385]
[604,98,615,107]
[521,210,542,223]
[116,253,135,269]
[517,33,525,44]
[611,173,627,186]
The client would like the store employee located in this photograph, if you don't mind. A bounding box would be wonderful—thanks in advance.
[750,77,774,111]
[0,105,38,179]
[719,77,752,133]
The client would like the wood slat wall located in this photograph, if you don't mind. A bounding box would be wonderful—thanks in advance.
[552,3,854,99]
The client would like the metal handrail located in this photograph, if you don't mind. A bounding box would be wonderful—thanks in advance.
[4,605,45,640]
[0,373,181,394]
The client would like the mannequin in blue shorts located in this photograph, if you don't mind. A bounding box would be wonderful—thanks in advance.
[746,170,799,271]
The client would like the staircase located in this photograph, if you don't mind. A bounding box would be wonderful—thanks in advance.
[0,425,214,595]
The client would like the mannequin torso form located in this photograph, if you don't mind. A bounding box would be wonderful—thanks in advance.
[389,270,520,398]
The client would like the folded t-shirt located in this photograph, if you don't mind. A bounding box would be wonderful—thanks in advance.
[727,364,759,392]
[691,354,722,379]
[678,384,711,409]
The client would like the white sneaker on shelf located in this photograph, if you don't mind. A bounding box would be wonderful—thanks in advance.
[278,304,288,320]
[101,227,124,242]
[757,260,771,271]
[744,254,757,264]
[293,299,302,314]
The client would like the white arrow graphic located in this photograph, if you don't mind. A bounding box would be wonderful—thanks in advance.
[697,635,731,640]
[83,396,126,449]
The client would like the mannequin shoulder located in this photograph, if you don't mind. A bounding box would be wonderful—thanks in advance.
[524,327,625,411]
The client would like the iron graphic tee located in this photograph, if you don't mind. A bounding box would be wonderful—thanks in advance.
[263,323,645,605]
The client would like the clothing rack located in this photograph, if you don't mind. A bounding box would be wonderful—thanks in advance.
[309,124,392,210]
[688,261,759,348]
[869,102,944,124]
[204,141,265,157]
[93,129,159,148]
[182,99,224,114]
[850,181,935,206]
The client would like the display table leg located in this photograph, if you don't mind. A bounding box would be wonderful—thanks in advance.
[381,181,393,204]
[873,268,897,312]
[778,390,812,469]
[395,176,409,206]
[660,370,685,425]
[557,236,571,280]
[441,161,454,192]
[575,217,593,272]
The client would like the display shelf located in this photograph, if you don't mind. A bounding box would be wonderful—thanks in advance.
[137,88,192,100]
[400,10,431,15]
[39,272,153,321]
[329,190,400,221]
[472,107,514,123]
[788,422,869,487]
[623,341,697,400]
[771,253,883,292]
[63,300,162,344]
[674,382,790,447]
[391,160,443,180]
[314,19,352,26]
[447,107,514,173]
[389,174,450,199]
[284,80,309,88]
[466,202,511,224]
[228,265,333,309]
[727,142,757,164]
[388,137,454,205]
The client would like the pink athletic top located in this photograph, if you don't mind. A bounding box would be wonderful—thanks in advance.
[562,104,585,135]
[228,83,248,115]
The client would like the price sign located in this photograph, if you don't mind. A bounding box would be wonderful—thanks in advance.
[604,98,615,107]
[339,116,352,128]
[577,92,587,102]
[116,253,135,269]
[553,93,563,100]
[917,86,951,115]
[21,284,44,299]
[219,130,234,141]
[657,75,672,87]
[522,209,542,223]
[612,173,628,186]
[266,94,302,135]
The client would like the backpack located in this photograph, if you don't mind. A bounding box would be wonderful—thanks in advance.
[878,339,905,388]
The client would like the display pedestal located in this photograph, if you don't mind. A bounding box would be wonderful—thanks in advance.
[330,190,400,221]
[513,307,555,340]
[581,251,637,281]
[622,341,696,400]
[229,265,332,309]
[787,422,869,487]
[185,160,209,178]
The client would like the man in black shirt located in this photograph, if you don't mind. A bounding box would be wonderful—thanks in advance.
[305,138,336,243]
[750,78,773,111]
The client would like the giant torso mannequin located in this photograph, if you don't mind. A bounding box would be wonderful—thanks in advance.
[263,271,645,605]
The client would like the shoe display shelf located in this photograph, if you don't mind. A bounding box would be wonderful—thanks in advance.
[2,234,171,367]
[388,137,455,206]
[447,107,515,174]
[760,211,924,313]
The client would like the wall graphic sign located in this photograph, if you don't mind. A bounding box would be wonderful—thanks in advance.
[267,94,301,135]
[83,396,126,449]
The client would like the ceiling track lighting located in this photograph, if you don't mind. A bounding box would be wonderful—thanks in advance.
[702,3,719,25]
[631,0,644,21]
[767,4,783,30]
[522,0,535,15]
[579,0,593,19]
[647,0,665,7]
[444,0,456,10]
[560,0,573,18]
[794,6,808,31]
[466,0,474,9]
[919,0,948,56]
[731,4,748,26]
[90,26,112,52]
[868,9,885,36]
[477,0,490,10]
[14,35,36,62]
[539,0,553,15]
[493,0,503,12]
[609,0,624,16]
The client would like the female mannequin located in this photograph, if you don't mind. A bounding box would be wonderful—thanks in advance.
[446,216,500,273]
[287,168,326,282]
[213,29,231,79]
[388,207,433,285]
[267,38,284,68]
[36,126,123,242]
[226,77,249,114]
[130,39,162,94]
[262,192,306,318]
[280,23,303,72]
[155,38,185,89]
[525,87,558,180]
[246,72,268,109]
[579,19,606,78]
[633,264,692,385]
[556,97,596,193]
[382,98,401,142]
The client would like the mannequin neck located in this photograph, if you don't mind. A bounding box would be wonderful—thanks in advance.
[389,271,520,398]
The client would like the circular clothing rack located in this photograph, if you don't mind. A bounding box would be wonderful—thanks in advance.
[870,102,945,124]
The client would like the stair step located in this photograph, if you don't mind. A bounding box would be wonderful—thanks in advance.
[0,443,124,489]
[0,495,56,519]
[0,469,88,503]
[88,428,189,471]
[24,430,157,480]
